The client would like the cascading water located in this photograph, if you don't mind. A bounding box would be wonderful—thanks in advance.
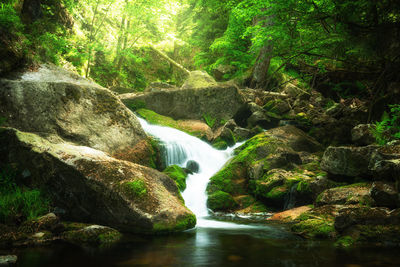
[138,117,245,228]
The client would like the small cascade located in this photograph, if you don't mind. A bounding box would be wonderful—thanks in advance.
[138,117,241,226]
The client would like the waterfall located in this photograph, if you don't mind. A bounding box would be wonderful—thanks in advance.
[138,117,241,227]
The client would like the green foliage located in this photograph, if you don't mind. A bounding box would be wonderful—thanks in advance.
[0,2,23,31]
[202,113,216,128]
[163,165,188,192]
[0,167,49,224]
[372,104,400,145]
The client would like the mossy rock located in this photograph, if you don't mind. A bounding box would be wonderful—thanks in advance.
[63,225,122,248]
[135,109,212,140]
[212,140,228,150]
[207,191,238,212]
[291,218,335,239]
[163,165,188,192]
[121,179,148,199]
[152,213,196,234]
[334,235,355,248]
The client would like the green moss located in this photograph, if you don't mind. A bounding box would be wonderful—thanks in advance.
[296,180,312,194]
[98,231,122,247]
[356,225,400,243]
[163,165,188,191]
[203,113,216,128]
[152,213,196,233]
[291,218,335,239]
[212,140,228,150]
[64,227,122,248]
[207,191,238,211]
[335,236,355,248]
[136,109,206,138]
[123,179,147,199]
[127,100,146,111]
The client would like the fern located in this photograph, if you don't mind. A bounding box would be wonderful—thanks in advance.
[372,104,400,145]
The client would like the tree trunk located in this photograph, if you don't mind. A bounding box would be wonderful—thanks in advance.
[250,45,272,89]
[150,45,190,75]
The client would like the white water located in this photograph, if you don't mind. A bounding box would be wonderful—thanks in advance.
[138,117,261,229]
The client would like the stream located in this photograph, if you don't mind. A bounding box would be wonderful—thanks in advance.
[11,119,400,267]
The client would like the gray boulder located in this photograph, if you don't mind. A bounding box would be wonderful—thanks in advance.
[351,124,375,146]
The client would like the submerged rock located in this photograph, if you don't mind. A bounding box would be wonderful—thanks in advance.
[186,160,200,173]
[63,225,122,248]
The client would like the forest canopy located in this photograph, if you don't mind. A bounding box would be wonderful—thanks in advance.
[1,0,399,104]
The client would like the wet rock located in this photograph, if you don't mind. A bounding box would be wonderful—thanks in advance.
[207,191,238,212]
[186,160,200,173]
[212,123,236,147]
[19,213,61,233]
[351,124,375,146]
[370,182,400,209]
[316,184,374,207]
[0,255,17,266]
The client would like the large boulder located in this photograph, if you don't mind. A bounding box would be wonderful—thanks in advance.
[120,84,245,123]
[0,128,195,234]
[0,64,147,158]
[321,144,400,181]
[207,126,324,211]
[351,124,376,146]
[316,183,374,207]
[181,70,218,89]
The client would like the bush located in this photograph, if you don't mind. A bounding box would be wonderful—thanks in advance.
[0,167,49,224]
[0,3,23,32]
[372,104,400,145]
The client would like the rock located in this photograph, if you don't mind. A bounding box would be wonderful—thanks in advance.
[334,206,390,232]
[282,83,303,97]
[121,84,245,123]
[63,225,121,248]
[267,126,323,153]
[186,160,199,173]
[19,213,60,233]
[263,99,291,114]
[232,127,253,140]
[0,128,195,234]
[320,145,378,177]
[181,70,218,89]
[234,102,280,129]
[207,127,323,211]
[212,123,236,147]
[370,182,400,209]
[351,124,375,146]
[145,82,177,92]
[0,255,17,266]
[268,206,312,222]
[0,64,147,159]
[321,144,400,180]
[163,165,188,192]
[316,183,374,207]
[207,191,238,212]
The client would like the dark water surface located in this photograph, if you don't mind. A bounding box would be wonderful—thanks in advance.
[10,219,400,267]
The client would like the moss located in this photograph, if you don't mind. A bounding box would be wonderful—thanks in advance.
[122,179,147,199]
[163,165,188,191]
[207,163,246,195]
[64,227,122,248]
[291,218,335,239]
[335,236,355,248]
[356,225,400,243]
[207,191,238,211]
[212,140,228,150]
[127,100,146,111]
[296,180,312,195]
[136,109,207,138]
[152,213,196,233]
